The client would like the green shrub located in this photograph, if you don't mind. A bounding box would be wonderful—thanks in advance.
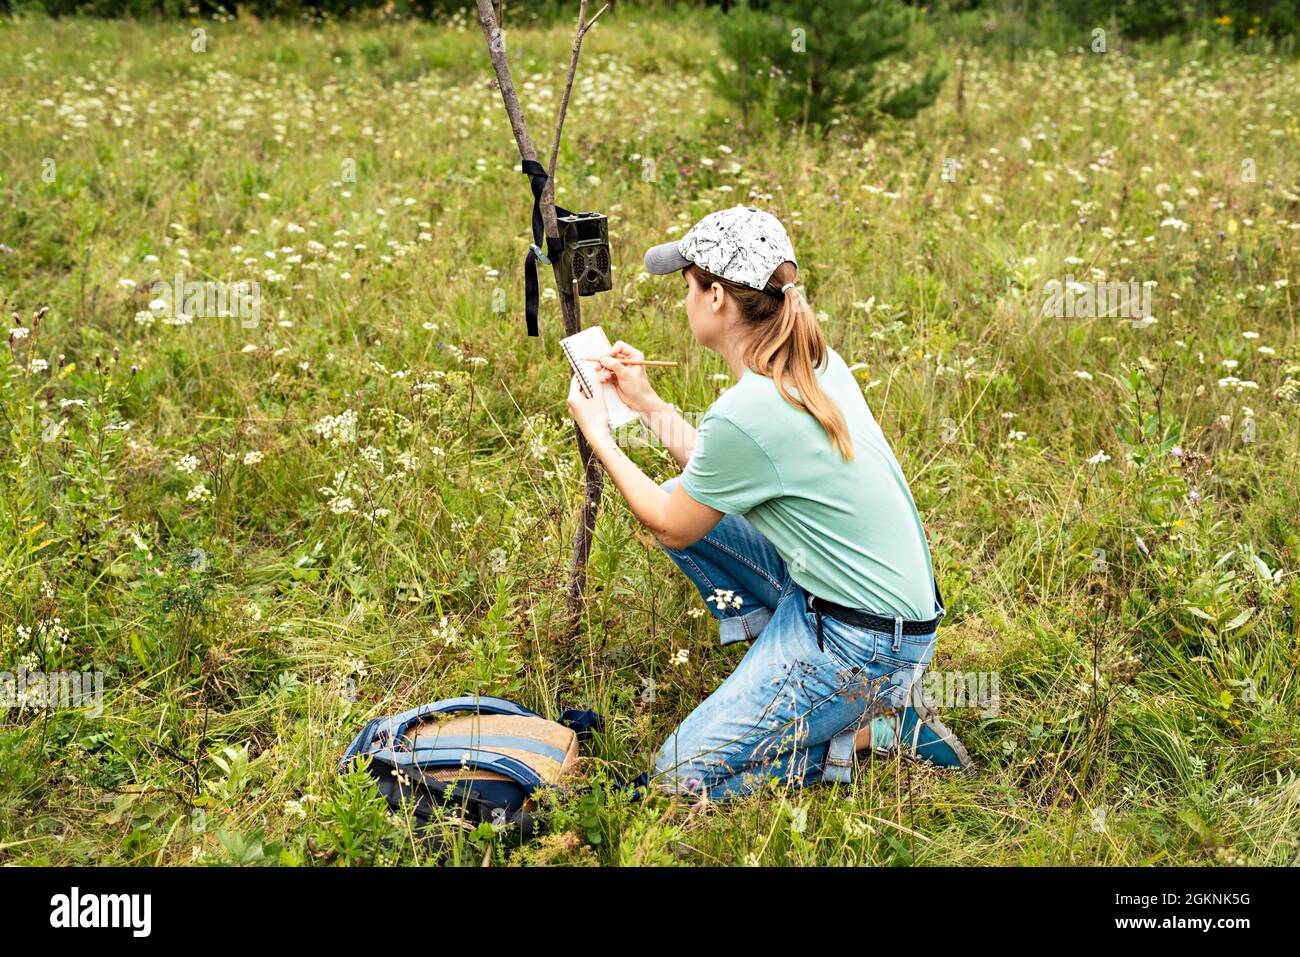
[710,0,946,133]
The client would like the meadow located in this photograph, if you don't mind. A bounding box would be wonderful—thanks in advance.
[0,7,1297,866]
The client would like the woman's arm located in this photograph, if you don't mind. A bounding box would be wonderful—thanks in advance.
[567,376,722,549]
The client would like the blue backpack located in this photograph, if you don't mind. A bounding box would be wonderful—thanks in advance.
[338,695,627,837]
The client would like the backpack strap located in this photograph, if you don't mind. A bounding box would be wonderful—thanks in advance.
[382,746,545,791]
[558,708,604,739]
[337,716,385,772]
[372,696,541,752]
[612,770,650,801]
[390,746,545,829]
[420,695,540,720]
[408,733,569,764]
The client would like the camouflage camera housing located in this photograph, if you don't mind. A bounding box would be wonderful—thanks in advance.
[558,212,613,297]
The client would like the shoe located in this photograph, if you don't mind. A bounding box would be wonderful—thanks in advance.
[854,681,976,778]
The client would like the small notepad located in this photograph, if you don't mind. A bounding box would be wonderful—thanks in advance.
[560,325,640,429]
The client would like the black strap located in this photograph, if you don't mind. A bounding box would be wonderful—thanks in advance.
[520,159,571,338]
[808,571,946,652]
[559,708,603,739]
[612,770,650,801]
[810,595,943,636]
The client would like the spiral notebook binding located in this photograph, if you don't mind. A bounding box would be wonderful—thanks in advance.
[562,339,594,398]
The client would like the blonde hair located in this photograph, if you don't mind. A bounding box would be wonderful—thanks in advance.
[685,261,853,459]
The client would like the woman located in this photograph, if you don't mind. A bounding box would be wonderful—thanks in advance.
[566,206,973,802]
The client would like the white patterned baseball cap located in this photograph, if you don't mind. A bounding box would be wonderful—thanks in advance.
[643,206,797,290]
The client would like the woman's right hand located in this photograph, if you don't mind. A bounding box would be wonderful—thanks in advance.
[594,341,659,413]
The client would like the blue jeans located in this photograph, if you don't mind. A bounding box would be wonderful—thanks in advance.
[650,476,943,801]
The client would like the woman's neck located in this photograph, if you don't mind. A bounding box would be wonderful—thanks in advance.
[715,336,753,381]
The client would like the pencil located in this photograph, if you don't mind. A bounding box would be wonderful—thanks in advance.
[581,357,678,367]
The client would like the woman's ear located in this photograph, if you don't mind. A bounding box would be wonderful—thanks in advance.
[709,282,726,314]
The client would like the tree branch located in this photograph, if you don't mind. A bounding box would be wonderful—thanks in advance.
[548,1,611,181]
[475,0,556,239]
[474,0,610,632]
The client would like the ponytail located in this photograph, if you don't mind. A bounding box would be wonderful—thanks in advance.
[685,262,854,460]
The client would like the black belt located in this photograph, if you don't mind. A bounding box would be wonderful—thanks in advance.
[807,577,945,653]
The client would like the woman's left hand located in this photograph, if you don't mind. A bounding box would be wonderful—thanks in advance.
[567,374,610,443]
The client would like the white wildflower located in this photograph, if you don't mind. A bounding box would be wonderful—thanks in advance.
[432,616,459,646]
[312,408,358,446]
[706,588,743,611]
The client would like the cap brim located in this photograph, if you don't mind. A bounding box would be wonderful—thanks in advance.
[643,241,691,275]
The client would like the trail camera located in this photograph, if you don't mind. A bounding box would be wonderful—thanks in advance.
[558,212,612,297]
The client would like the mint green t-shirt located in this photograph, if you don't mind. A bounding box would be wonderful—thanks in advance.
[680,347,937,620]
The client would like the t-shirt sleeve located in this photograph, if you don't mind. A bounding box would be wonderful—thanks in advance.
[680,412,782,514]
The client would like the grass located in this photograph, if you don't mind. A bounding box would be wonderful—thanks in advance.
[0,7,1297,866]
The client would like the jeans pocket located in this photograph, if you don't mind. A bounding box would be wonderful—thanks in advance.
[802,606,883,672]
